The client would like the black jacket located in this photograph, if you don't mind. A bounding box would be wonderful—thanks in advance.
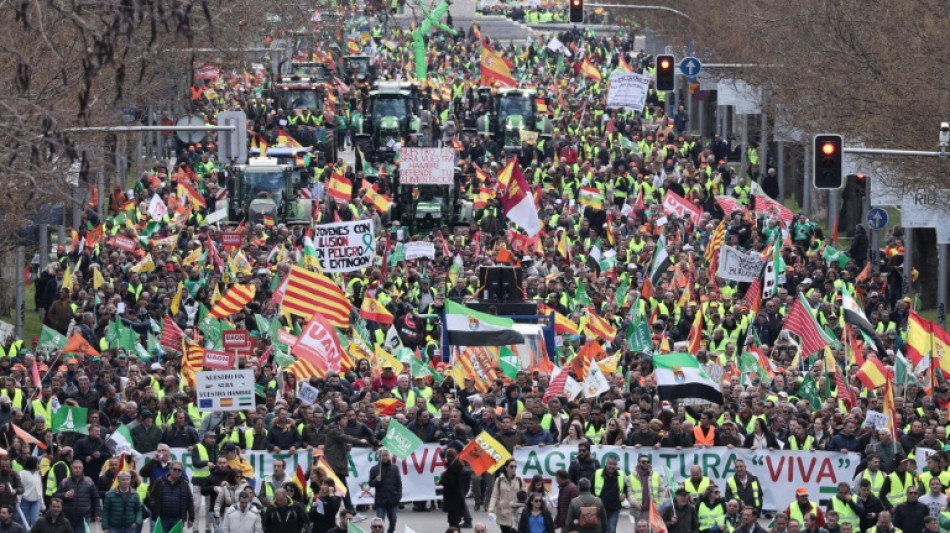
[568,457,601,487]
[367,462,402,507]
[262,501,308,533]
[28,512,74,533]
[55,476,100,521]
[149,475,195,523]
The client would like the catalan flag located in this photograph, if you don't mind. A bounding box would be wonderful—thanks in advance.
[360,296,394,325]
[705,219,727,268]
[363,188,392,213]
[580,58,602,82]
[208,284,256,319]
[480,43,516,87]
[580,310,617,342]
[327,172,352,202]
[281,266,350,328]
[450,346,501,393]
[182,339,205,370]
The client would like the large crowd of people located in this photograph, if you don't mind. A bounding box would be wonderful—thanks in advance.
[0,3,938,533]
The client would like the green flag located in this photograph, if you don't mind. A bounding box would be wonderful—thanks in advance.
[106,319,138,352]
[798,373,821,409]
[739,351,768,383]
[38,326,68,353]
[52,406,88,434]
[574,278,591,307]
[381,420,424,459]
[499,346,521,379]
[821,246,850,268]
[348,523,366,533]
[166,519,183,533]
[388,243,405,266]
[150,518,162,533]
[254,314,271,338]
[614,278,629,307]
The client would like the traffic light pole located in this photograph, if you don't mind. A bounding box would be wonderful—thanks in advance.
[841,145,949,326]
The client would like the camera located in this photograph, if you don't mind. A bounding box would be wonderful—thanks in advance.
[940,122,950,146]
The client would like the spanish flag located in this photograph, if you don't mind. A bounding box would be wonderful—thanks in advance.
[451,137,464,151]
[906,310,933,365]
[538,303,579,335]
[327,172,352,202]
[480,43,516,87]
[855,357,891,390]
[580,58,602,82]
[360,296,394,325]
[374,398,405,416]
[617,54,634,73]
[363,187,392,213]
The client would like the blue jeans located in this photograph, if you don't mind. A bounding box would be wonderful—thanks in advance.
[605,510,619,533]
[375,505,397,533]
[67,518,86,533]
[19,500,40,527]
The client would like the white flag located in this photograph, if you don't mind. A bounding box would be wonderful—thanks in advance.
[583,363,610,399]
[148,194,167,221]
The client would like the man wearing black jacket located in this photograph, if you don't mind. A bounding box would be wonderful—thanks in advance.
[367,450,402,533]
[262,489,308,533]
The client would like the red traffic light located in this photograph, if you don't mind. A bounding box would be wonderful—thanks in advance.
[821,141,837,156]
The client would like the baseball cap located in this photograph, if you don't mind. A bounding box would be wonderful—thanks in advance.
[796,487,808,496]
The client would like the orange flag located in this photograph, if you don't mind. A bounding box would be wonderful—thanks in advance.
[63,332,100,356]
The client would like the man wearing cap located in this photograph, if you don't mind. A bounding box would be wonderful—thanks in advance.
[131,409,162,454]
[660,488,699,533]
[786,487,824,528]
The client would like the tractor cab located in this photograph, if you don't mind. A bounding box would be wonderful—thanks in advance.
[342,54,376,84]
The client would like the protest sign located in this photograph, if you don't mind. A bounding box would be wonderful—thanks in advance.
[222,330,251,352]
[717,245,766,282]
[864,410,889,431]
[196,369,255,411]
[405,241,436,261]
[202,349,235,370]
[221,232,242,248]
[298,382,319,405]
[399,148,455,185]
[312,220,376,273]
[606,73,651,111]
[114,236,137,252]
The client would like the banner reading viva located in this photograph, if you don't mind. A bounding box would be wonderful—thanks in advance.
[343,445,860,510]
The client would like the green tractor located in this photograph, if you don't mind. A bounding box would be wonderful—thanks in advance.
[228,157,313,226]
[341,54,376,85]
[355,81,422,162]
[394,168,465,235]
[270,76,338,164]
[474,88,553,152]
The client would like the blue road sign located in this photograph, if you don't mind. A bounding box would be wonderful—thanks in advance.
[867,207,889,230]
[679,57,701,77]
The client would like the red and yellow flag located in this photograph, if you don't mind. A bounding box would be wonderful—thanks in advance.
[855,357,891,390]
[374,398,405,416]
[480,44,516,87]
[360,296,394,325]
[687,312,704,355]
[580,310,616,342]
[459,431,511,476]
[327,172,352,202]
[208,284,256,318]
[363,188,393,213]
[580,58,602,82]
[538,303,579,335]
